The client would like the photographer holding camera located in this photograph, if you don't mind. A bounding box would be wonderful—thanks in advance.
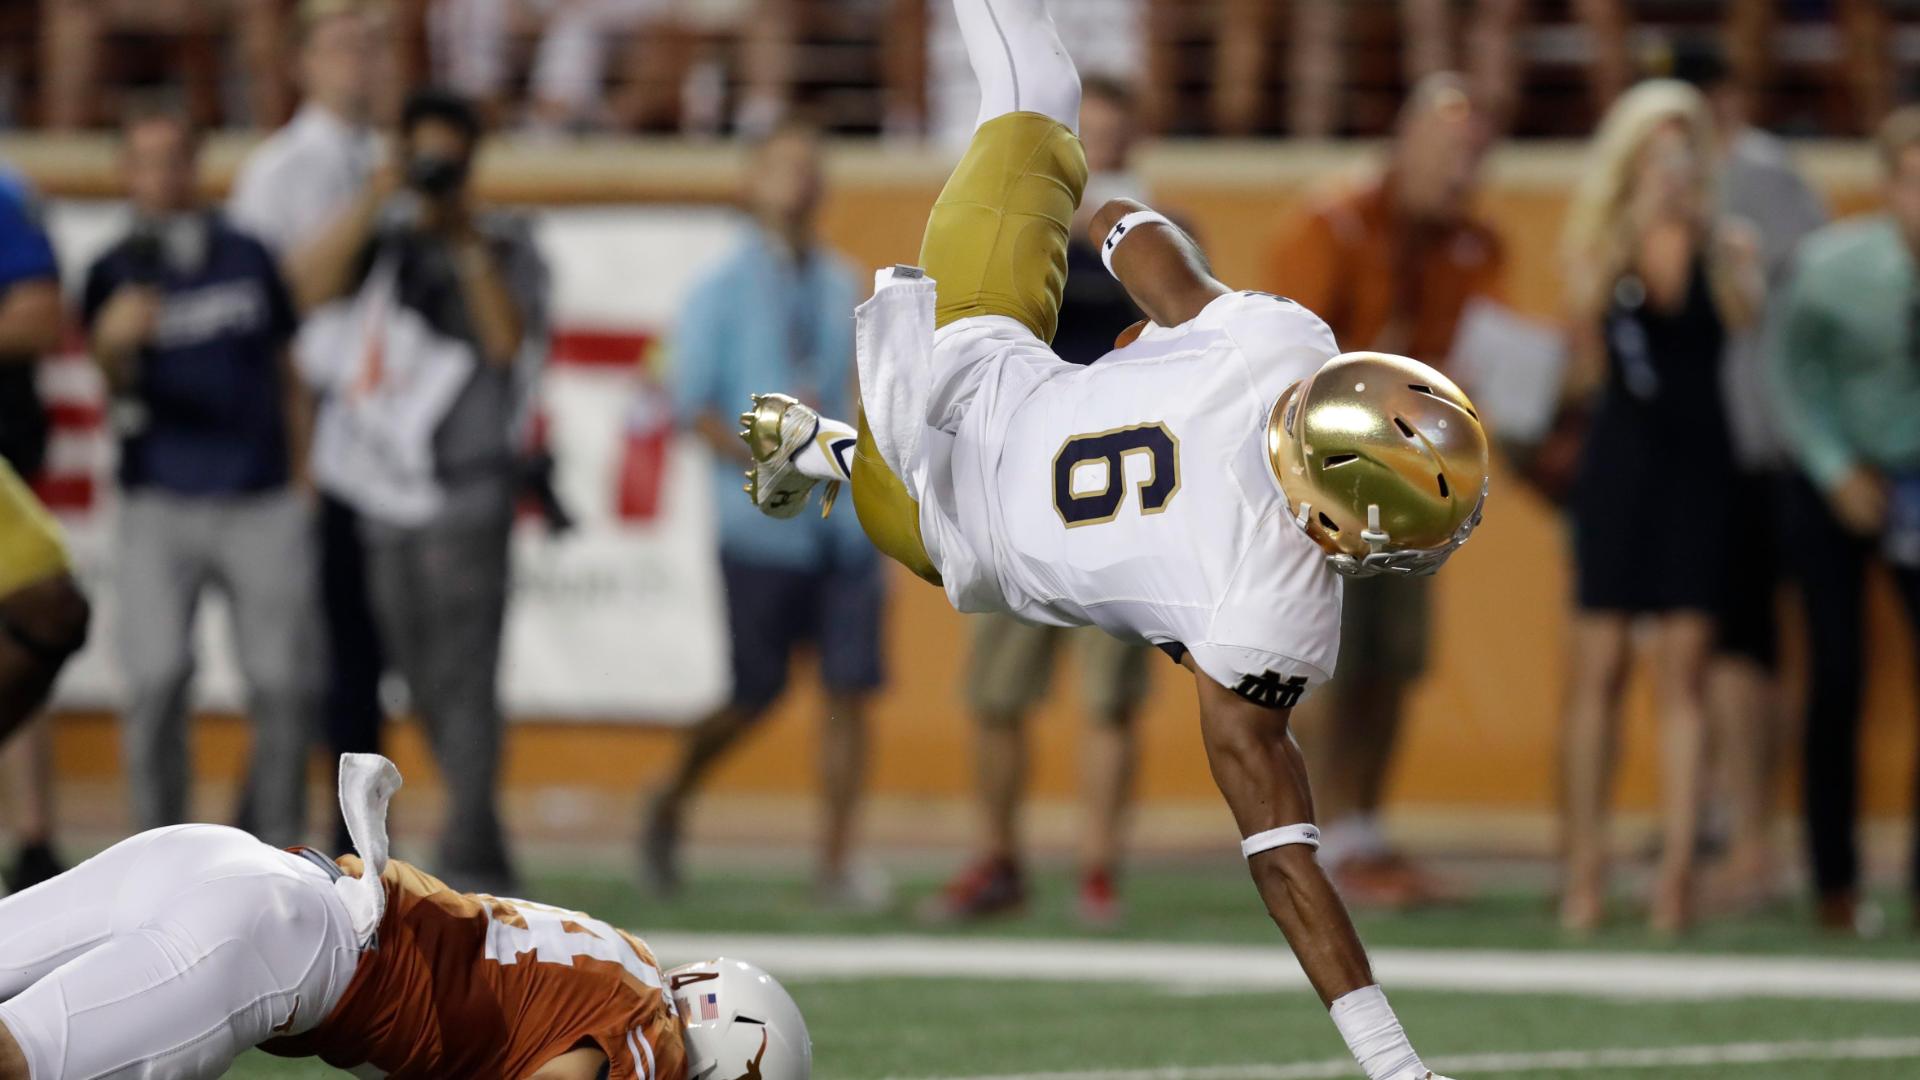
[291,87,548,894]
[83,101,316,848]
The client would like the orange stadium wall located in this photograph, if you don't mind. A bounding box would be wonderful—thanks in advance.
[8,136,1914,830]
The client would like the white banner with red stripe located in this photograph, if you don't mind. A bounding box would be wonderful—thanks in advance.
[40,202,749,723]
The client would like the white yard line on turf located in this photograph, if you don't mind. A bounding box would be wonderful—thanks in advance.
[904,1036,1920,1080]
[644,932,1920,1001]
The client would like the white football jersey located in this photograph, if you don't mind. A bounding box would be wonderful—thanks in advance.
[927,291,1344,705]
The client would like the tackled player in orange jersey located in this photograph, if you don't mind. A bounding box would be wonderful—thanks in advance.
[0,756,809,1080]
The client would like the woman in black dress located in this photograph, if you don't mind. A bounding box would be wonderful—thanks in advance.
[1557,80,1762,935]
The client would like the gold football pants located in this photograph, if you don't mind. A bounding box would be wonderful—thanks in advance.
[851,111,1089,586]
[0,457,70,600]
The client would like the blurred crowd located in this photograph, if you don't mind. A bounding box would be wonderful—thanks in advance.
[0,0,1918,945]
[0,0,1911,138]
[3,2,553,896]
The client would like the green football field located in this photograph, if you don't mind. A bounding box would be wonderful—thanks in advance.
[225,860,1920,1079]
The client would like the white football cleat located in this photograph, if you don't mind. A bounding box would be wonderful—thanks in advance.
[738,392,838,519]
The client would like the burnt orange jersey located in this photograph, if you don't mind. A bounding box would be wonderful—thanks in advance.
[263,856,687,1080]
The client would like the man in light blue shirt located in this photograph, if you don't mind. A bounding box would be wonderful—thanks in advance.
[1767,105,1920,932]
[645,124,887,908]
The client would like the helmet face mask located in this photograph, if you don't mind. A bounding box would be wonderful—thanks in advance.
[1268,352,1491,577]
[668,959,811,1080]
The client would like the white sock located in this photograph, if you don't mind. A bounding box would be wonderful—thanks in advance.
[953,0,1081,131]
[794,416,856,483]
[1329,985,1427,1080]
[1318,814,1388,868]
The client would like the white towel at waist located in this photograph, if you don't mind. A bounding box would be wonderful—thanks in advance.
[854,265,939,500]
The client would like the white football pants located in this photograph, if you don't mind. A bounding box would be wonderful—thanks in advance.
[0,825,361,1080]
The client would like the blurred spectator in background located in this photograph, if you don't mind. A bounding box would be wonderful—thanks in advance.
[0,163,72,891]
[230,0,389,856]
[1674,42,1827,912]
[1264,73,1502,910]
[293,88,548,894]
[735,0,927,136]
[644,122,887,908]
[1265,0,1526,137]
[429,0,664,129]
[924,78,1151,928]
[1558,80,1760,935]
[1767,106,1920,935]
[41,0,293,130]
[82,101,315,847]
[1200,0,1527,136]
[231,1,387,254]
[927,0,1137,144]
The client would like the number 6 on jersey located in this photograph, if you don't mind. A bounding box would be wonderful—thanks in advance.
[1052,422,1181,527]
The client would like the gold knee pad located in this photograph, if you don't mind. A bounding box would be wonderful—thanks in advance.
[850,411,941,587]
[918,111,1089,341]
[0,458,70,600]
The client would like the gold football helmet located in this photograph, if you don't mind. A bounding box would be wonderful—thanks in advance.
[1267,352,1489,577]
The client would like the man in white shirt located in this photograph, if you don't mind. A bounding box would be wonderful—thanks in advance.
[229,1,383,257]
[228,0,388,855]
[736,2,1486,1077]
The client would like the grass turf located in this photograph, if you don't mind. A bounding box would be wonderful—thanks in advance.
[218,860,1920,1078]
[231,982,1920,1079]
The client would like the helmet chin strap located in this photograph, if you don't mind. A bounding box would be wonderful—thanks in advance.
[1361,504,1391,554]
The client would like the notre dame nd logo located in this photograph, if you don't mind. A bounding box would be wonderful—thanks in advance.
[1233,670,1309,709]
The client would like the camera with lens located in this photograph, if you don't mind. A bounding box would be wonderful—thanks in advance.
[405,154,470,199]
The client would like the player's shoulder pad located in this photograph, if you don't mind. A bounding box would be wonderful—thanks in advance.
[1203,290,1339,385]
[1198,290,1336,357]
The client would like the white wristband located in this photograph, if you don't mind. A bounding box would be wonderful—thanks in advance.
[1241,823,1321,859]
[1100,209,1175,278]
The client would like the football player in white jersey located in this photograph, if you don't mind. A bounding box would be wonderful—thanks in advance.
[734,1,1487,1077]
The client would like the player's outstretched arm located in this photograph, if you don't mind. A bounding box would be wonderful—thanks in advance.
[1192,669,1373,1002]
[1191,667,1443,1080]
[1089,197,1229,329]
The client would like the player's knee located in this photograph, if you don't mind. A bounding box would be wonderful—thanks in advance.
[0,575,89,667]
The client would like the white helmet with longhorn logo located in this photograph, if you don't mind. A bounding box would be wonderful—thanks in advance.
[667,958,811,1080]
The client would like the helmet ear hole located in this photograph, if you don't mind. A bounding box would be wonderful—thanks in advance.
[1322,453,1358,467]
[1317,512,1340,534]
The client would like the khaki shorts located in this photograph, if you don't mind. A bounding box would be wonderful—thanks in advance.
[0,457,68,600]
[1330,572,1432,684]
[965,612,1152,722]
